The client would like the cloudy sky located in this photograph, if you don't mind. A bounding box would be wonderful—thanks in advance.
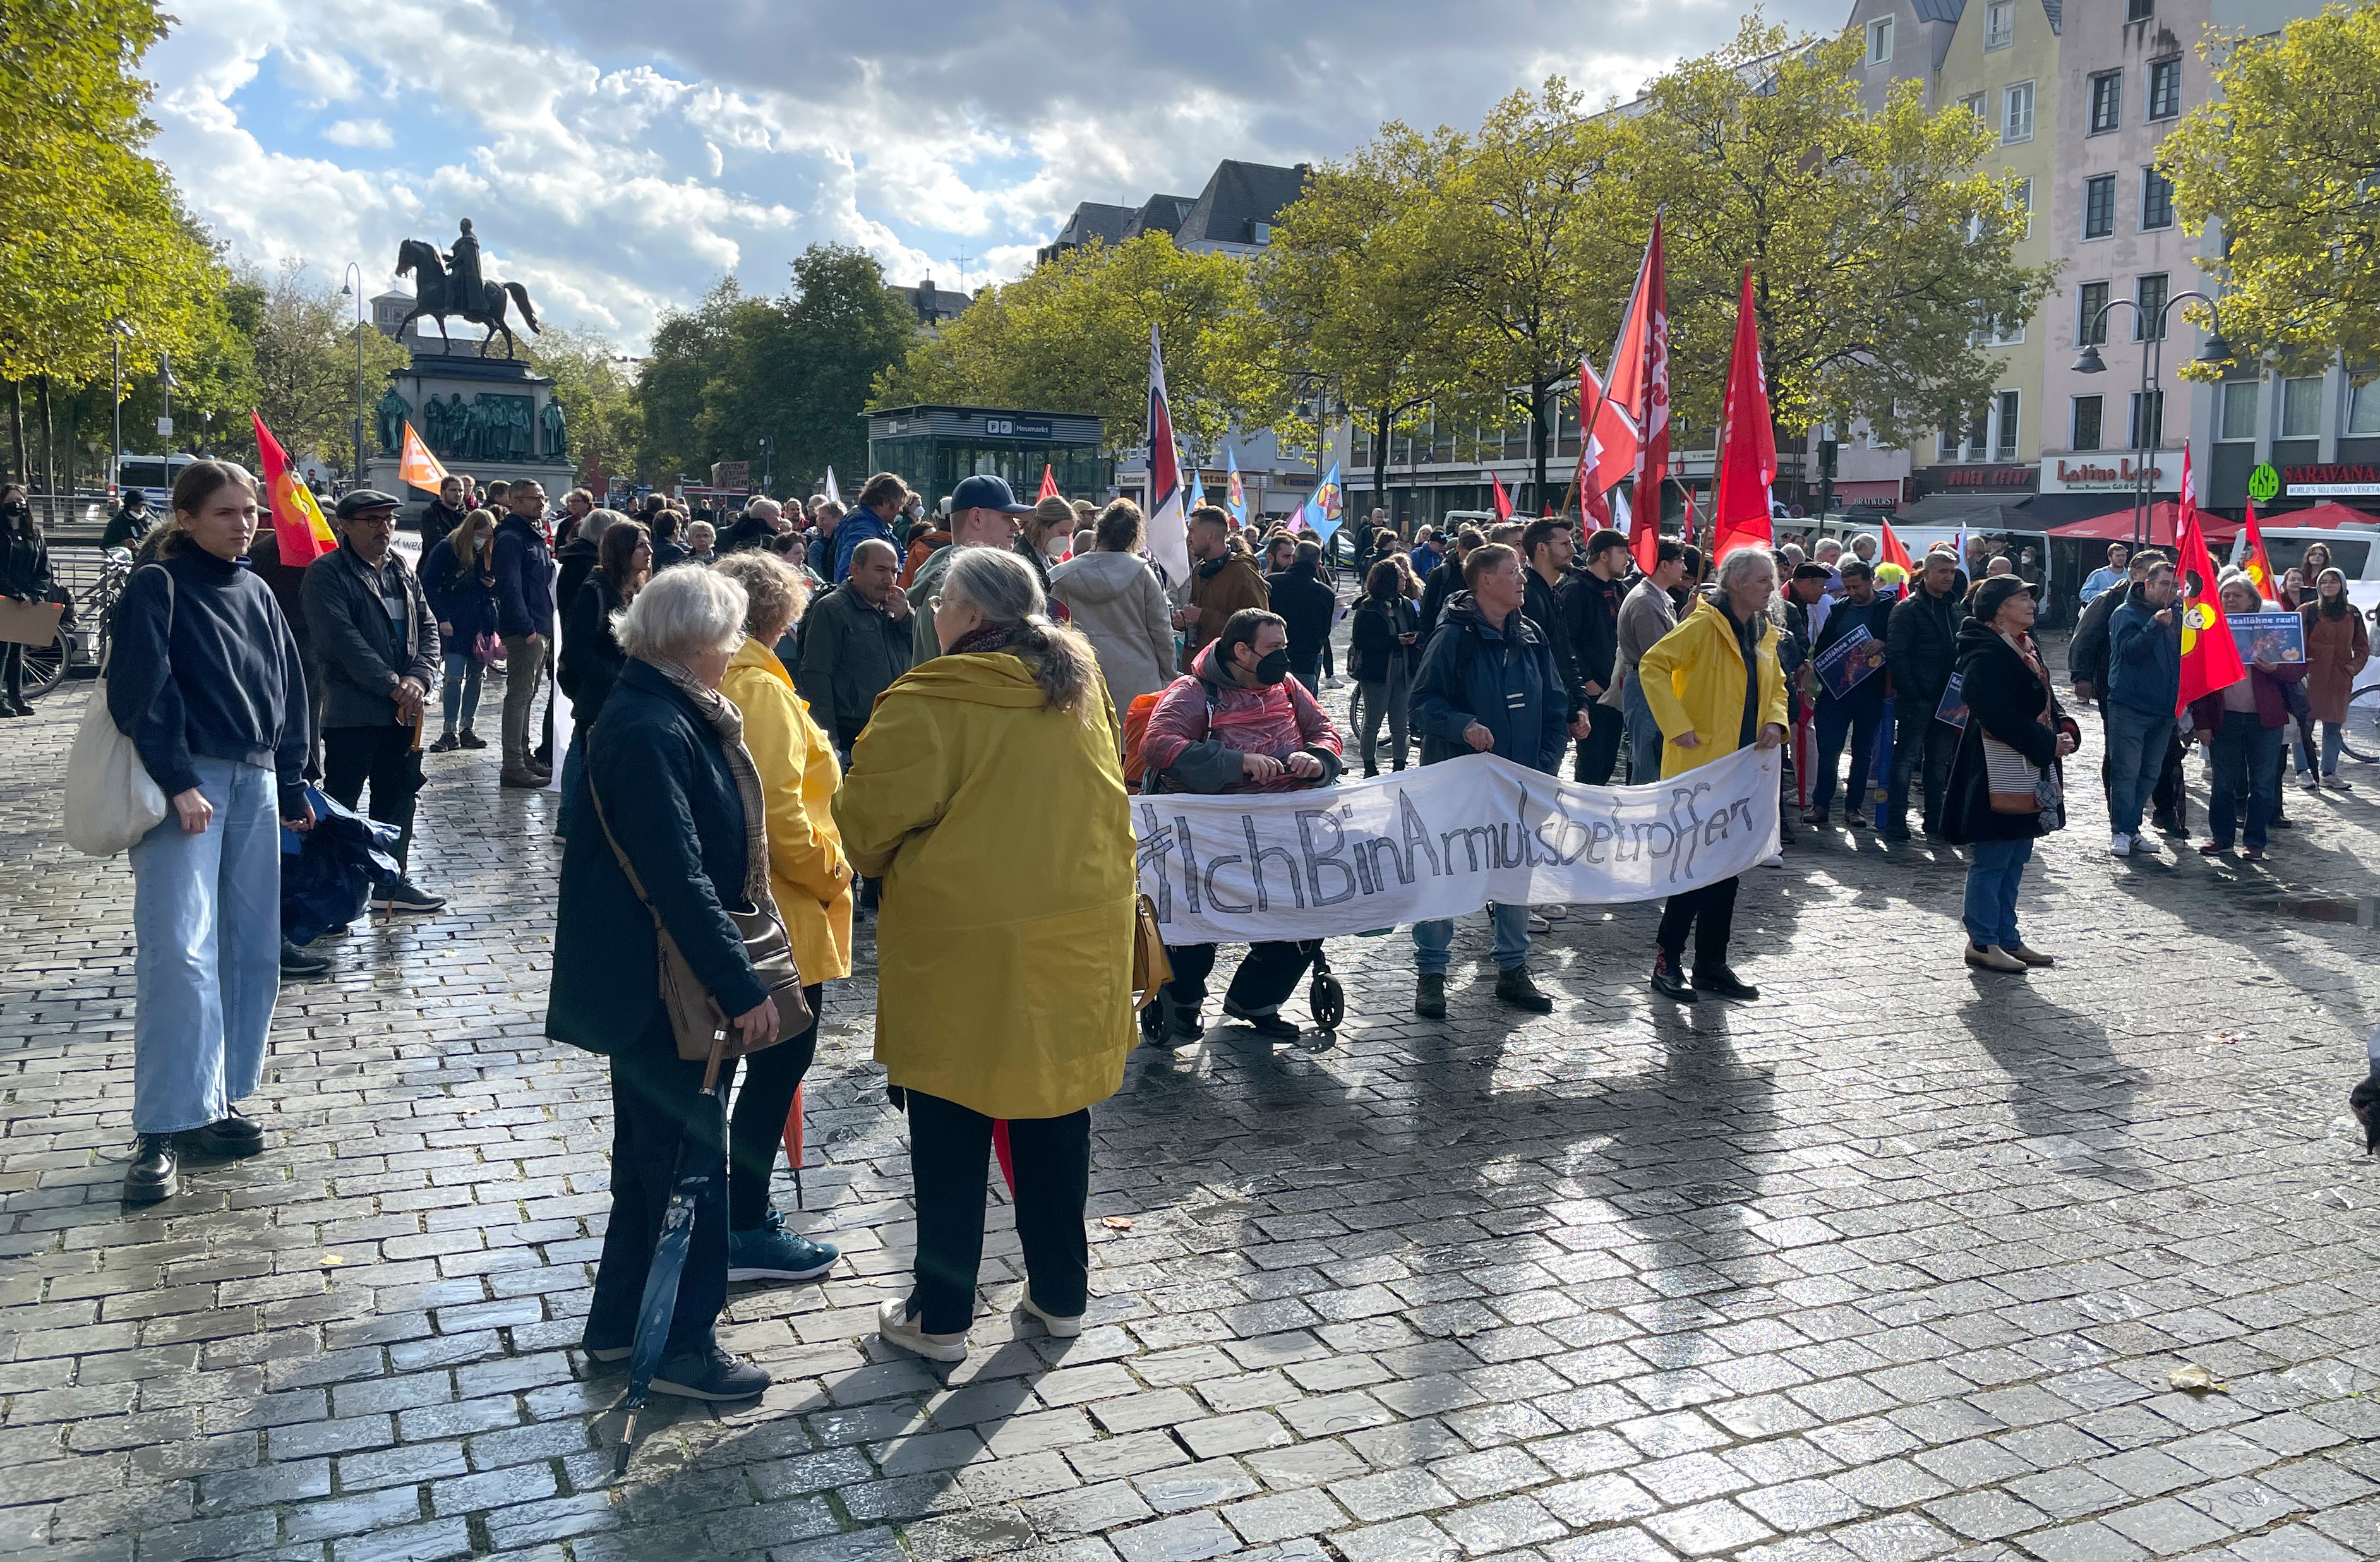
[150,0,1843,352]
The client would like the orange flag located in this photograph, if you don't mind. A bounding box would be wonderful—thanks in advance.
[397,421,448,491]
[2173,447,2245,714]
[251,412,337,565]
[2238,499,2276,602]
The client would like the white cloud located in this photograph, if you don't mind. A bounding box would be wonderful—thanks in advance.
[323,117,393,148]
[145,0,1849,352]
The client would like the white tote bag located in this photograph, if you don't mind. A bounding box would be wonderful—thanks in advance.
[64,568,173,856]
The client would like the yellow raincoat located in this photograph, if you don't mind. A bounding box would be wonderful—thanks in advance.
[720,636,853,983]
[834,650,1138,1121]
[1636,598,1790,779]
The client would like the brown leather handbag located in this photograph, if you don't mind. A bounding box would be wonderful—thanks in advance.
[1131,894,1170,1012]
[589,778,815,1067]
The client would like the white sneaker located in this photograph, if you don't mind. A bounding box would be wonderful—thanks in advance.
[1536,903,1569,922]
[877,1297,968,1363]
[1019,1292,1085,1338]
[1526,913,1553,934]
[1762,851,1785,868]
[2108,832,2132,858]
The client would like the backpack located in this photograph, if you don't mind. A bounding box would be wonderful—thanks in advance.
[1121,692,1163,787]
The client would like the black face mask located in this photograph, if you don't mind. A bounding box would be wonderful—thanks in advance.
[1252,649,1292,686]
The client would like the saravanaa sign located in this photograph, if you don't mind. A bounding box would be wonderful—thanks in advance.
[1132,747,1782,946]
[2038,454,2180,493]
[2282,462,2380,497]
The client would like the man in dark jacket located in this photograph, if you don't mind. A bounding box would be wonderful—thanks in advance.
[1883,548,1967,839]
[492,480,555,786]
[1804,558,1894,827]
[552,512,605,631]
[417,476,467,550]
[796,538,916,760]
[1263,541,1338,693]
[102,488,155,551]
[1558,527,1630,783]
[1409,543,1567,1019]
[300,490,445,910]
[2069,547,2188,834]
[834,472,906,584]
[2104,558,2184,857]
[1418,524,1484,640]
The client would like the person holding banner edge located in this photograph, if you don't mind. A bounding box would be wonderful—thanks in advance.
[1409,543,1568,1019]
[1637,547,1789,1003]
[1802,558,1893,831]
[1141,608,1345,1045]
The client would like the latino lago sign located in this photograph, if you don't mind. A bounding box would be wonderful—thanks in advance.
[2038,454,2180,493]
[2282,463,2380,497]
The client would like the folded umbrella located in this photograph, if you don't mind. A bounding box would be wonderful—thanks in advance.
[614,1066,730,1476]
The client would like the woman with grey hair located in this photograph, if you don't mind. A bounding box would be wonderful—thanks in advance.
[547,565,783,1402]
[839,546,1138,1363]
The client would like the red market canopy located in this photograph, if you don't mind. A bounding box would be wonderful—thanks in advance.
[2262,500,2380,531]
[2048,502,2239,546]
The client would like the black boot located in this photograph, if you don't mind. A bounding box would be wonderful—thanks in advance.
[1650,954,1697,1002]
[1494,965,1553,1013]
[124,1134,177,1203]
[1413,972,1446,1019]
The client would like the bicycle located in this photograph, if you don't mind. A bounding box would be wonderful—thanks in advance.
[25,548,136,701]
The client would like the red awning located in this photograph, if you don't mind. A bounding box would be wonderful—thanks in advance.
[2261,500,2380,530]
[2047,502,2239,545]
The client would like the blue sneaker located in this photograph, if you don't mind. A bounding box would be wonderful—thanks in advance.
[726,1210,838,1282]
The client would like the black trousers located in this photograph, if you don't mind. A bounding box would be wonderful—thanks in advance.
[1656,874,1739,972]
[726,983,821,1230]
[587,1026,728,1355]
[905,1090,1090,1335]
[322,724,423,868]
[1162,940,1312,1017]
[0,640,23,706]
[1810,692,1887,817]
[1574,706,1624,786]
[1887,699,1959,835]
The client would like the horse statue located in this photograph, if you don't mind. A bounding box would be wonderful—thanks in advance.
[394,225,541,358]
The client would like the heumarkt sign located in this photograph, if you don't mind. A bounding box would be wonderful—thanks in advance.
[2248,463,2280,503]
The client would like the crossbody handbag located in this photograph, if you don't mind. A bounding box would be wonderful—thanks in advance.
[1981,654,2055,815]
[587,773,814,1064]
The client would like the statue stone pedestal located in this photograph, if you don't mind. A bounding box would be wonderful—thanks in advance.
[364,348,575,517]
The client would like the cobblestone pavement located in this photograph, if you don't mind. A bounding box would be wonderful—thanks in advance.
[6,663,2380,1562]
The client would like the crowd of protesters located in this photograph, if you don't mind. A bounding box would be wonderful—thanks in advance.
[73,450,2380,1398]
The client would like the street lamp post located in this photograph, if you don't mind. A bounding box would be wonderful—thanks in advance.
[2073,290,2231,551]
[339,264,367,486]
[757,435,774,498]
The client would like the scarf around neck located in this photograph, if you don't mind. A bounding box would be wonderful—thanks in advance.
[647,656,771,910]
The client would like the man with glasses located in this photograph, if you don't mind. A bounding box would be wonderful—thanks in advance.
[905,474,1035,663]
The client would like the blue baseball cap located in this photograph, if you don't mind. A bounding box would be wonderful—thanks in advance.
[949,474,1035,515]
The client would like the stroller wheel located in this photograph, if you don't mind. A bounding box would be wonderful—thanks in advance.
[1309,968,1345,1032]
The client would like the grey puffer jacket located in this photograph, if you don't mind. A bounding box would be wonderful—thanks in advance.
[1049,550,1179,710]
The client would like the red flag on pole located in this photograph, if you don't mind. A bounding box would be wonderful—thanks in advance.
[2238,498,2277,601]
[1633,217,1671,525]
[2173,447,2246,712]
[1877,518,1917,577]
[1036,464,1059,503]
[1491,472,1514,521]
[252,412,337,565]
[1708,267,1776,564]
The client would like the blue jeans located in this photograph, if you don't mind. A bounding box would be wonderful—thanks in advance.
[2103,704,2174,837]
[1621,673,1664,784]
[1413,900,1531,975]
[1810,693,1885,817]
[128,757,281,1134]
[1961,837,2033,949]
[440,651,484,734]
[2296,721,2347,776]
[2209,711,2281,849]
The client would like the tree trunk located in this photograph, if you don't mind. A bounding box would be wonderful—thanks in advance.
[37,376,54,497]
[1372,407,1392,538]
[5,381,21,484]
[61,392,78,497]
[1528,377,1551,515]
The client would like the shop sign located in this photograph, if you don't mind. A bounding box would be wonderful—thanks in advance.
[2282,462,2380,496]
[2039,454,2179,493]
[2248,463,2280,502]
[1916,464,2036,493]
[982,416,1054,438]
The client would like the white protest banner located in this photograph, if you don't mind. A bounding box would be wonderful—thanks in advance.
[1133,746,1782,945]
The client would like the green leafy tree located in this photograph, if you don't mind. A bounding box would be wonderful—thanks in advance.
[530,325,645,491]
[1616,17,2053,446]
[243,261,409,479]
[639,279,754,483]
[2160,3,2380,377]
[875,232,1256,459]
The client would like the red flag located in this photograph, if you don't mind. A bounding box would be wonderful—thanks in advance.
[1036,464,1059,502]
[251,412,336,565]
[2238,498,2276,601]
[1574,357,1616,524]
[1601,216,1669,504]
[1709,267,1776,563]
[1877,519,1917,577]
[1491,472,1514,521]
[2173,447,2246,712]
[1631,496,1661,576]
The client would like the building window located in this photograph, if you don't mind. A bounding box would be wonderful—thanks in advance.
[2127,0,2154,20]
[2146,59,2181,122]
[2129,390,2165,450]
[2141,168,2175,230]
[2084,174,2117,239]
[2135,273,2168,340]
[2350,380,2380,436]
[1868,16,1893,64]
[2004,81,2034,143]
[2072,395,2104,452]
[1962,91,1987,123]
[2281,376,2324,438]
[2077,280,2110,344]
[1966,406,1993,462]
[1995,390,2021,460]
[2089,71,2122,133]
[2218,381,2260,442]
[1986,0,2014,50]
